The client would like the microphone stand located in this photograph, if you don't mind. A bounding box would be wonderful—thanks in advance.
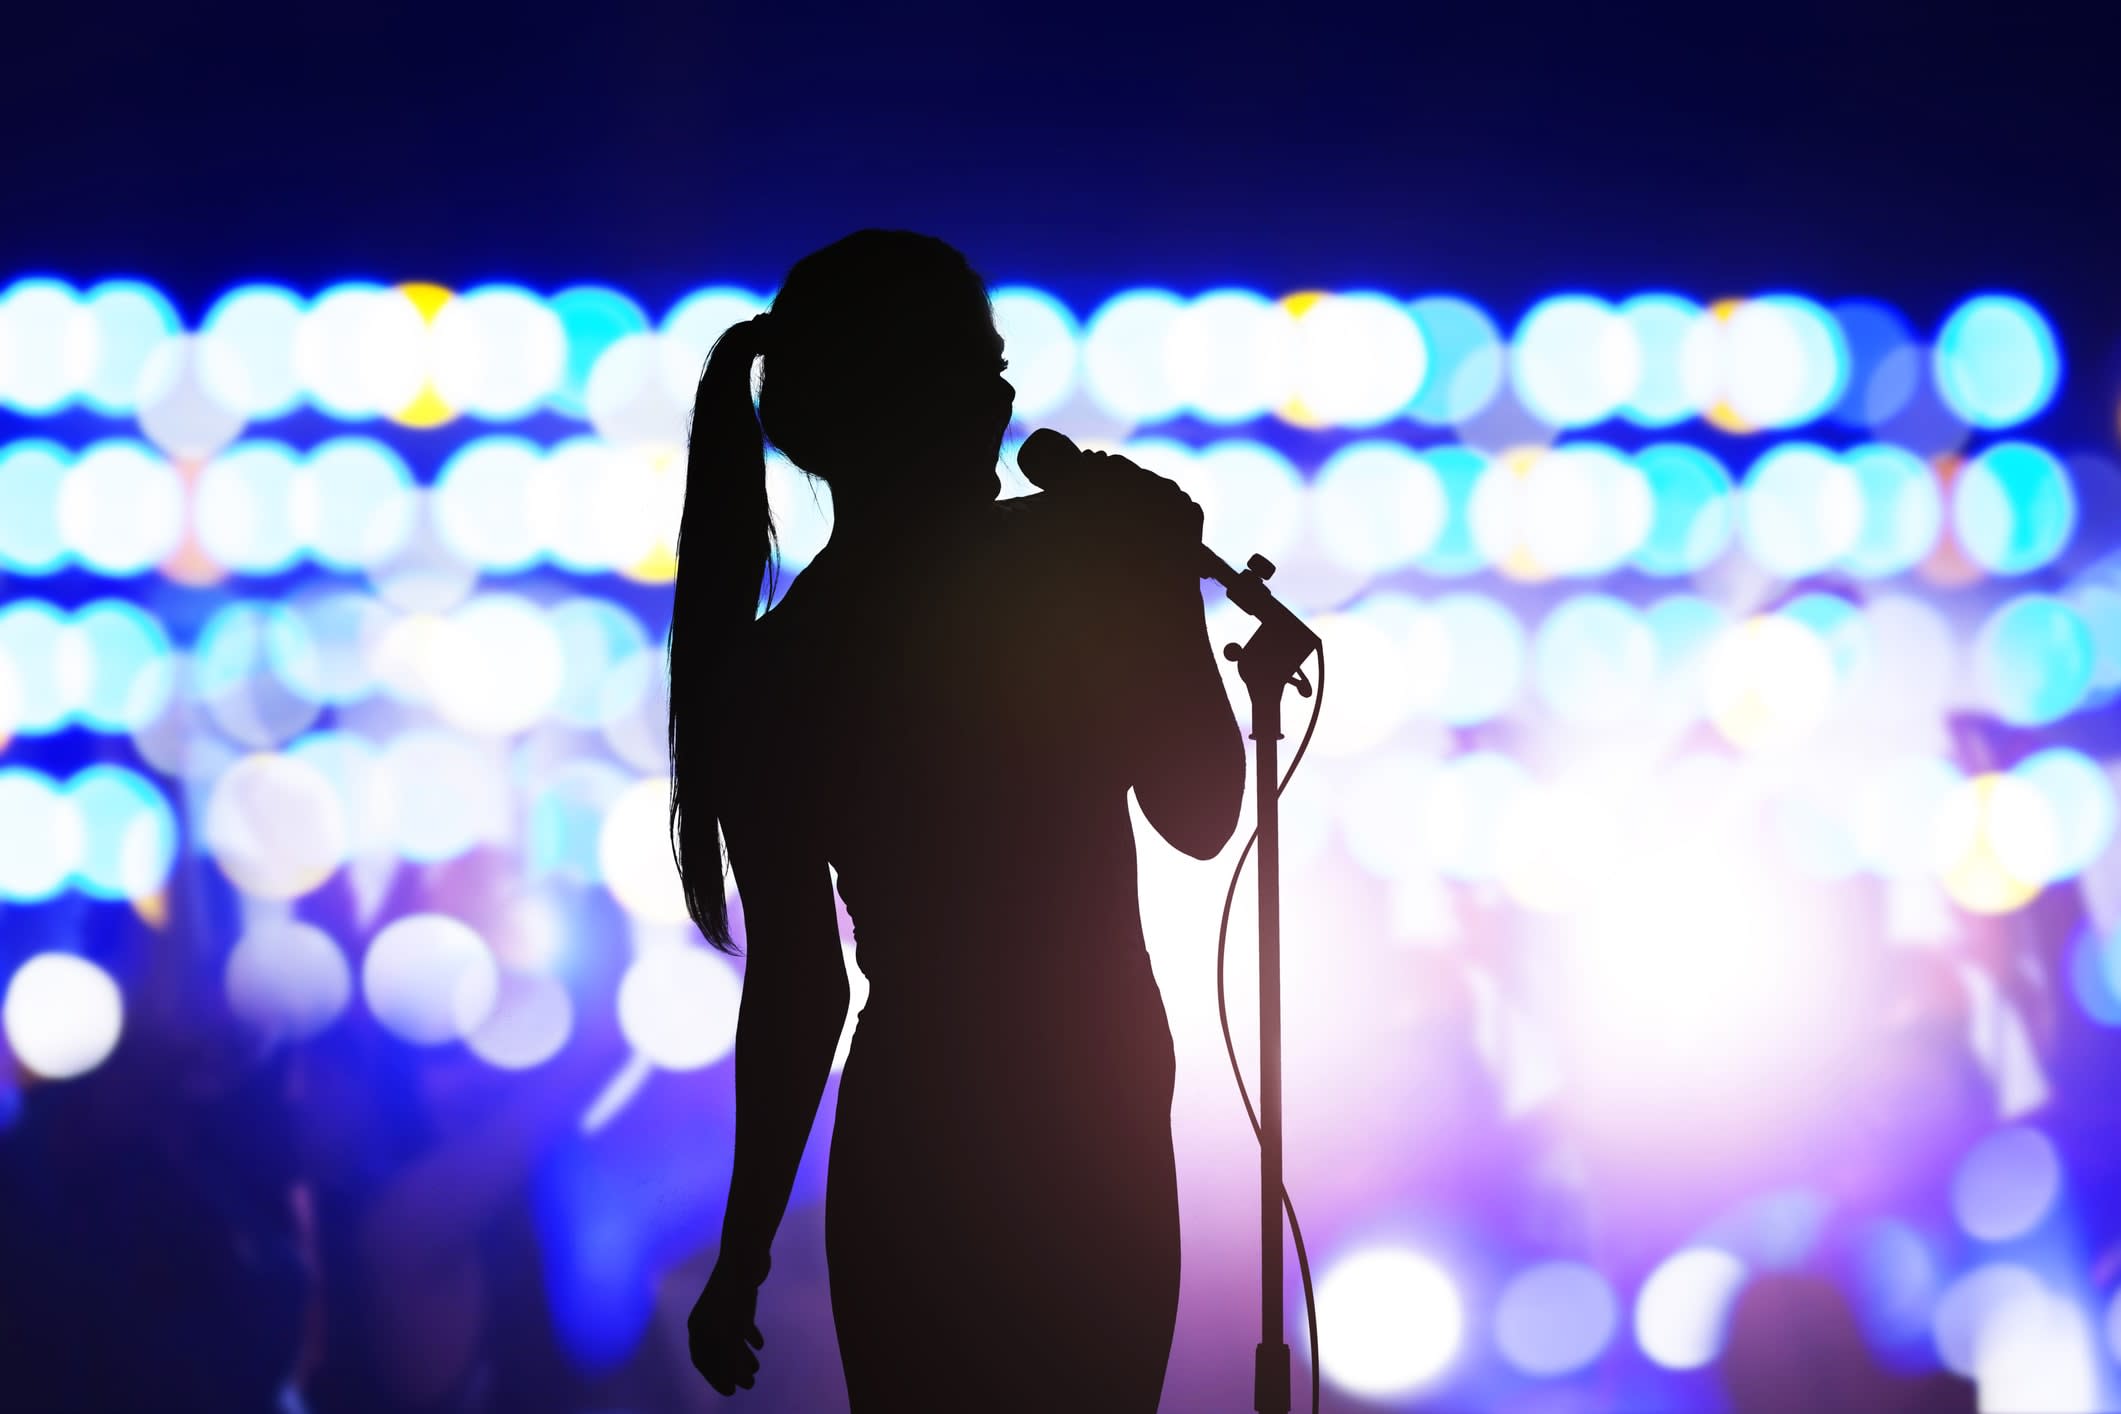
[1202,549,1322,1414]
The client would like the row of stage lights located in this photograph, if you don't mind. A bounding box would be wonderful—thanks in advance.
[0,277,2063,437]
[0,431,2087,585]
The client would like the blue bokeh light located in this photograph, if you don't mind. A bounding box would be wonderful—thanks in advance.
[80,279,179,414]
[1953,441,2076,576]
[1934,293,2061,429]
[0,440,71,574]
[550,286,651,418]
[1632,443,1734,576]
[67,765,177,900]
[69,599,175,732]
[1974,595,2094,727]
[1407,296,1503,425]
[1841,442,1942,577]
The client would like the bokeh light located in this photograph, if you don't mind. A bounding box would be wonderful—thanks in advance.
[1934,294,2060,429]
[66,765,176,900]
[1511,294,1639,427]
[1951,1126,2063,1243]
[0,768,86,903]
[204,752,349,899]
[1973,595,2093,727]
[617,942,742,1070]
[1635,1247,1749,1370]
[224,920,353,1041]
[362,913,500,1046]
[1953,441,2076,576]
[1314,1247,1463,1397]
[3,953,124,1080]
[1494,1260,1620,1376]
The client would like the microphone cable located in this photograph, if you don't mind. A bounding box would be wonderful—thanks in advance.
[1215,640,1325,1414]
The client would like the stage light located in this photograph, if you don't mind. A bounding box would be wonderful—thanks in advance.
[0,768,85,902]
[197,283,306,418]
[1339,747,1442,882]
[1495,1260,1619,1377]
[3,953,123,1081]
[1409,445,1485,576]
[204,751,349,899]
[1407,294,1503,426]
[548,598,652,728]
[1191,440,1303,565]
[1618,292,1706,426]
[303,437,417,570]
[0,440,70,573]
[0,651,18,755]
[1313,1246,1464,1397]
[80,279,179,413]
[659,285,768,405]
[529,758,632,884]
[1777,590,1867,685]
[617,941,741,1071]
[1953,1125,2063,1243]
[1933,773,2059,915]
[1161,287,1293,424]
[1644,594,1726,719]
[285,730,398,860]
[1534,595,1655,727]
[1723,294,1847,428]
[363,913,500,1046]
[466,970,574,1070]
[296,282,426,419]
[1850,1219,1942,1349]
[365,489,477,616]
[0,600,81,735]
[1853,754,1964,880]
[1631,443,1733,576]
[433,282,568,419]
[600,646,672,774]
[583,445,679,581]
[2012,749,2115,882]
[1432,593,1525,724]
[1511,294,1639,428]
[1704,614,1836,749]
[0,277,96,413]
[379,728,508,863]
[1310,441,1445,574]
[68,599,174,732]
[224,920,353,1041]
[587,331,685,446]
[2067,926,2121,1027]
[196,440,306,575]
[1841,594,1956,726]
[534,437,618,572]
[1635,1247,1748,1371]
[1935,294,2060,429]
[550,285,650,418]
[1739,443,1863,578]
[433,436,548,571]
[1841,442,1943,577]
[1932,1262,2045,1376]
[193,601,323,746]
[1309,610,1415,758]
[1973,1289,2103,1414]
[1082,287,1186,422]
[1289,292,1426,428]
[1521,442,1651,576]
[1954,441,2076,576]
[600,778,691,924]
[1832,299,1917,429]
[138,334,249,459]
[59,439,184,575]
[1974,594,2094,727]
[1425,750,1533,880]
[428,594,564,737]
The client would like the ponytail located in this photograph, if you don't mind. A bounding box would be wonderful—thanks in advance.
[668,313,779,955]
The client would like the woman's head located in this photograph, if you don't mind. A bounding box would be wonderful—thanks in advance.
[668,230,1012,952]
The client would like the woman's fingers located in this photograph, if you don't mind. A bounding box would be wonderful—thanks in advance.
[749,1323,766,1348]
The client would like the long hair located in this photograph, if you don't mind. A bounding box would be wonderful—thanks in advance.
[667,230,1000,954]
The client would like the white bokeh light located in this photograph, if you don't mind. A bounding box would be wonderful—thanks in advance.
[363,913,500,1045]
[224,920,353,1041]
[3,952,124,1080]
[618,942,743,1070]
[1495,1261,1620,1377]
[1314,1247,1464,1398]
[1635,1247,1749,1370]
[204,752,349,899]
[601,777,691,923]
[1952,1125,2063,1243]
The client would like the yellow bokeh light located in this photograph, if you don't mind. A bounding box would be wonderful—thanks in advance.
[130,887,169,931]
[1273,290,1334,429]
[617,448,686,583]
[1697,298,1760,435]
[389,281,458,430]
[1933,773,2054,916]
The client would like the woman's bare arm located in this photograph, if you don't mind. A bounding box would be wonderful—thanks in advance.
[1121,565,1247,861]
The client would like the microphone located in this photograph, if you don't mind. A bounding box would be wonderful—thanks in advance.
[1016,427,1243,589]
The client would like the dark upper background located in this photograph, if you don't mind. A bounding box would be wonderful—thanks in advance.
[4,1,2117,405]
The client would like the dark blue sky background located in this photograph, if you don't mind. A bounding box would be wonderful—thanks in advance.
[6,2,2116,378]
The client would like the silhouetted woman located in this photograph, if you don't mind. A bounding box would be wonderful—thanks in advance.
[670,230,1245,1411]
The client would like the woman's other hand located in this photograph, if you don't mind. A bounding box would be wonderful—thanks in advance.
[689,1253,770,1395]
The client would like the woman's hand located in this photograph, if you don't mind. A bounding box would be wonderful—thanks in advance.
[689,1253,770,1396]
[1073,449,1205,560]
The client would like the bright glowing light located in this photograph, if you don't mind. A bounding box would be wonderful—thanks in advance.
[1082,288,1186,422]
[1310,441,1445,574]
[1854,756,1964,879]
[1495,1261,1619,1376]
[1974,594,2093,726]
[1191,440,1304,565]
[0,600,86,735]
[1314,1247,1463,1397]
[1973,1287,2103,1414]
[0,440,70,573]
[295,282,427,418]
[658,285,767,405]
[1933,1263,2045,1375]
[1954,441,2076,576]
[988,285,1079,420]
[1704,615,1836,749]
[1739,443,1863,577]
[3,953,123,1080]
[1432,594,1525,724]
[1619,293,1706,426]
[196,441,306,575]
[1289,292,1426,427]
[0,278,97,412]
[0,769,86,901]
[1832,299,1918,428]
[379,728,508,862]
[193,601,323,746]
[1416,445,1488,576]
[1533,595,1655,726]
[586,331,685,445]
[80,279,179,413]
[137,335,246,459]
[303,438,417,569]
[1163,288,1292,424]
[57,439,184,575]
[433,437,548,571]
[1935,294,2061,428]
[1841,442,1943,576]
[197,284,306,417]
[1425,750,1533,880]
[601,645,673,774]
[1511,295,1640,427]
[432,283,568,418]
[1308,611,1416,758]
[550,285,651,417]
[1632,443,1734,576]
[427,594,564,736]
[66,766,176,900]
[1952,1125,2063,1242]
[224,920,353,1041]
[1339,748,1442,882]
[600,778,690,923]
[465,970,574,1069]
[366,488,476,615]
[530,758,633,884]
[1520,443,1652,576]
[1722,294,1847,428]
[204,753,349,899]
[1407,295,1503,425]
[1851,1220,1942,1348]
[547,599,651,728]
[1934,773,2060,915]
[2012,749,2115,882]
[67,599,174,732]
[1842,595,1956,725]
[362,913,500,1045]
[285,730,397,859]
[1636,1247,1749,1370]
[618,942,742,1070]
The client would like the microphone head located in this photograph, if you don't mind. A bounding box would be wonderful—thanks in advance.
[1016,427,1080,491]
